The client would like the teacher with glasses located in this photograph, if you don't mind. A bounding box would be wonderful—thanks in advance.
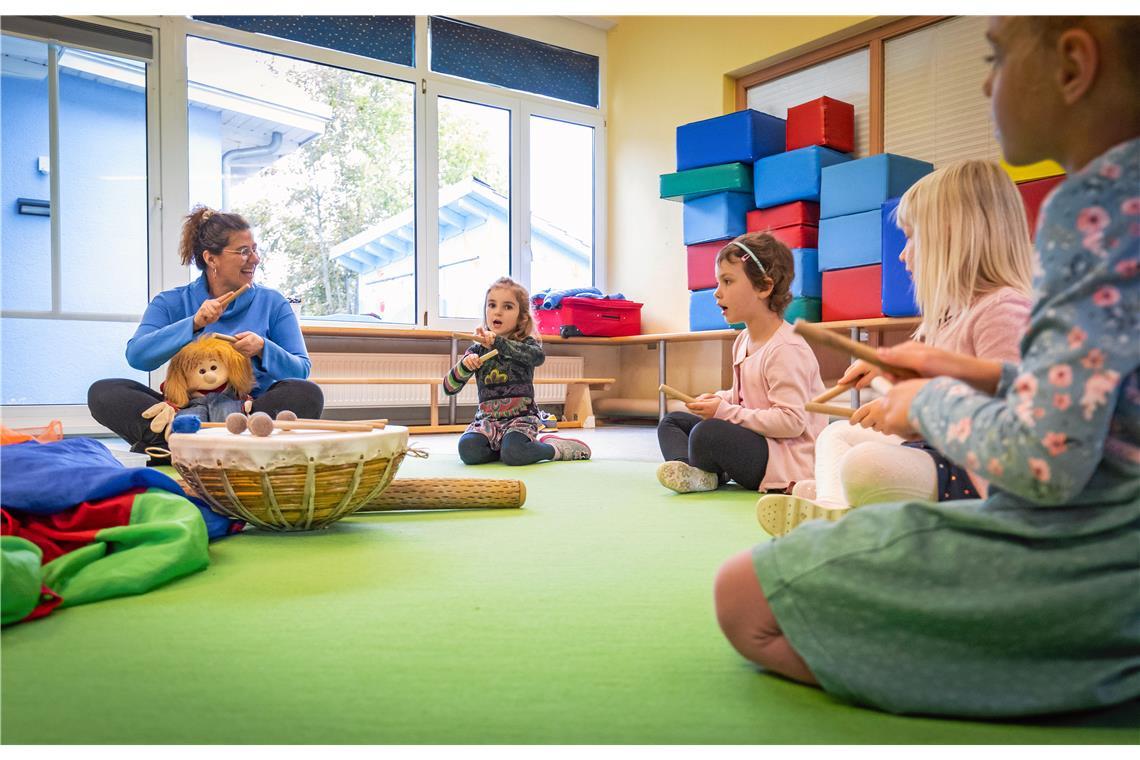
[89,205,323,459]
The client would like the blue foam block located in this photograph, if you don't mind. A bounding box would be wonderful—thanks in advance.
[676,109,786,171]
[689,288,744,332]
[880,197,919,317]
[818,209,882,271]
[753,146,853,209]
[820,153,934,219]
[683,192,753,246]
[790,248,821,298]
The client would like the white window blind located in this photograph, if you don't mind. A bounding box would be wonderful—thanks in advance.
[884,16,1002,167]
[745,48,870,158]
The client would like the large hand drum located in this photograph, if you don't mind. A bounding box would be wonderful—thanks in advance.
[170,425,409,531]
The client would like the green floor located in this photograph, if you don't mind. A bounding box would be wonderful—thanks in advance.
[2,453,1137,744]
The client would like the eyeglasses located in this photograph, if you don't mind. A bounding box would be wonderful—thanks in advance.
[220,244,261,261]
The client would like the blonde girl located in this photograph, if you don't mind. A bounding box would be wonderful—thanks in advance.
[759,159,1035,534]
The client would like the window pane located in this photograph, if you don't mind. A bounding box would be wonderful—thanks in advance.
[529,116,593,294]
[885,16,1002,167]
[1,34,53,312]
[436,97,510,319]
[746,48,870,158]
[58,48,149,314]
[186,37,417,323]
[2,318,146,405]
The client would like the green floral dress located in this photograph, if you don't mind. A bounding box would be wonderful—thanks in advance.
[752,137,1140,717]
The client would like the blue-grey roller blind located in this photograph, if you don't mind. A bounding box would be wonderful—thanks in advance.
[193,16,414,68]
[430,17,599,108]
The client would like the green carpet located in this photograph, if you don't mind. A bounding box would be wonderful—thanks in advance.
[2,454,1137,744]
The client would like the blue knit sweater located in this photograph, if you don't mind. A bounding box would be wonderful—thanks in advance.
[125,275,310,396]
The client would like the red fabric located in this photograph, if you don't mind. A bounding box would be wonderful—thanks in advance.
[746,201,820,229]
[1017,174,1065,241]
[786,96,855,153]
[686,239,728,290]
[823,264,884,321]
[23,586,63,622]
[1,488,141,563]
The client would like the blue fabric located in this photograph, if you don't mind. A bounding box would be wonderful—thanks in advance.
[820,153,933,219]
[193,16,414,67]
[676,109,785,171]
[430,17,599,108]
[0,438,240,539]
[126,276,310,396]
[533,288,626,310]
[818,209,882,271]
[880,197,919,317]
[177,387,246,423]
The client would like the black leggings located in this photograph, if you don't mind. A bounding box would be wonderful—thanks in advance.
[656,411,770,491]
[458,431,555,466]
[88,377,324,453]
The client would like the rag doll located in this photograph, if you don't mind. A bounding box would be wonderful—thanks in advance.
[142,335,255,439]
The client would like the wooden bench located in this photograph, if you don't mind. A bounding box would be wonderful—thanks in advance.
[308,376,616,435]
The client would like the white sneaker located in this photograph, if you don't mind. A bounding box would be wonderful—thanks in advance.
[791,479,817,500]
[656,461,718,493]
[756,494,849,537]
[540,435,591,461]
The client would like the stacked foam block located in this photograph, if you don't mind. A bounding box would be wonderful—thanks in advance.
[1015,173,1065,240]
[663,109,785,330]
[818,153,934,320]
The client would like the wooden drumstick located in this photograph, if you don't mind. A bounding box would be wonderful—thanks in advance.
[476,349,499,366]
[658,384,697,404]
[812,382,852,404]
[216,283,250,307]
[203,418,385,431]
[212,333,238,343]
[805,402,855,418]
[792,319,920,380]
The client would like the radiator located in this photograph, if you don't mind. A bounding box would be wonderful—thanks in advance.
[310,353,583,408]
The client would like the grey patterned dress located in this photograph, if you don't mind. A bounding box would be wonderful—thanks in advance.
[751,137,1140,717]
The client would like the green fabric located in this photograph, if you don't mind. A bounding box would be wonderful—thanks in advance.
[43,487,209,609]
[2,457,1136,743]
[659,162,753,201]
[1,536,44,626]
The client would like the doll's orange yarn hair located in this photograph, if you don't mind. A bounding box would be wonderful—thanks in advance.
[164,335,255,408]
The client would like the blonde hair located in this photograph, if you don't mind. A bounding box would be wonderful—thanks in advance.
[484,276,537,342]
[895,159,1034,342]
[164,335,254,408]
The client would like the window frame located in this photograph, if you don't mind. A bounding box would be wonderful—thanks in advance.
[0,16,161,431]
[734,16,950,155]
[168,14,606,332]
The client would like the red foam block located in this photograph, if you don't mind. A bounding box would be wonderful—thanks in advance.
[1017,174,1066,240]
[747,201,819,229]
[687,239,728,290]
[745,214,819,249]
[786,96,855,153]
[822,264,883,321]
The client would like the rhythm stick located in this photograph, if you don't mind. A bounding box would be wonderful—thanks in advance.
[658,384,697,404]
[792,320,920,380]
[212,333,238,343]
[812,382,852,404]
[477,349,499,365]
[805,402,854,418]
[216,283,250,307]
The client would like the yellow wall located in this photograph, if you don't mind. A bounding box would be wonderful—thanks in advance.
[604,16,872,397]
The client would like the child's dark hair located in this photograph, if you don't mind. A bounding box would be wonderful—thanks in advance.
[179,205,250,271]
[715,232,794,315]
[485,276,537,342]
